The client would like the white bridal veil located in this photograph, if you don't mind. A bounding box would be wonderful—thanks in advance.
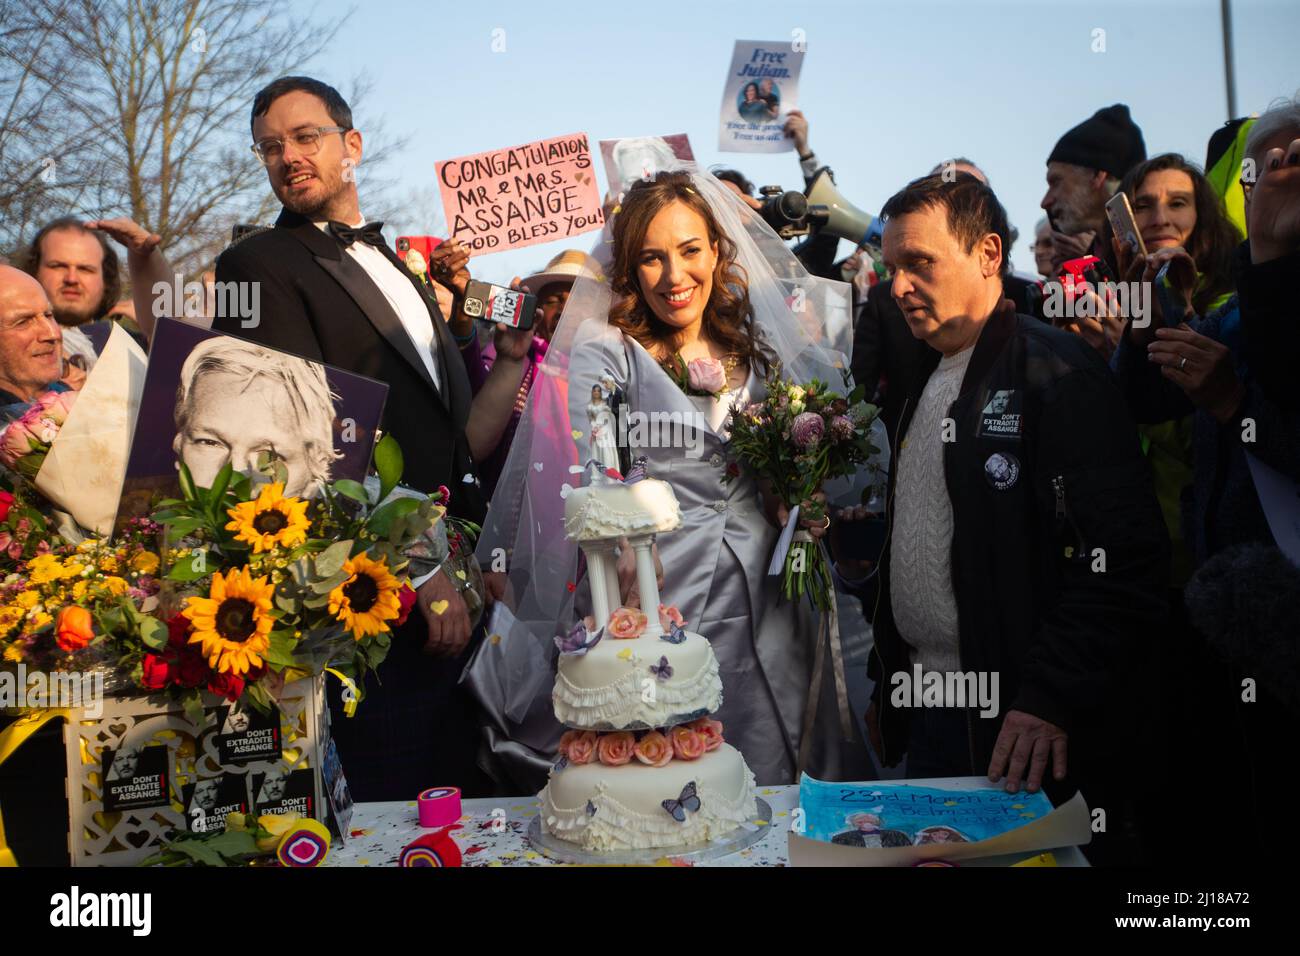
[464,159,875,788]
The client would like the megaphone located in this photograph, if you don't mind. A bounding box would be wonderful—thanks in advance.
[805,167,882,247]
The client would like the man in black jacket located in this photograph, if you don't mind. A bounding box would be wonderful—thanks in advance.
[213,76,517,799]
[851,160,1041,440]
[861,173,1167,856]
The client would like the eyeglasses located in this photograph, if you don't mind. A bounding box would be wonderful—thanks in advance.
[251,126,349,165]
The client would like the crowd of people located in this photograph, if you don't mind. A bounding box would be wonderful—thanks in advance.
[2,72,1297,867]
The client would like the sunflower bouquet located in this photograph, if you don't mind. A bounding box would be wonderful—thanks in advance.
[142,434,450,721]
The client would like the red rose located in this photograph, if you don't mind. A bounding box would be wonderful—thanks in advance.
[0,489,14,523]
[207,671,246,701]
[174,649,210,688]
[166,613,191,651]
[395,584,417,626]
[140,653,172,690]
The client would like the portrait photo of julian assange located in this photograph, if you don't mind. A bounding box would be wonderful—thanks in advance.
[119,316,388,519]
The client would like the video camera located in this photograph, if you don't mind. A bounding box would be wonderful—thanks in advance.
[755,167,881,247]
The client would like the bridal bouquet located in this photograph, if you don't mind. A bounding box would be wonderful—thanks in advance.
[725,373,880,611]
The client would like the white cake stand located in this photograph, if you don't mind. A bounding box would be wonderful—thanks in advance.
[527,797,774,865]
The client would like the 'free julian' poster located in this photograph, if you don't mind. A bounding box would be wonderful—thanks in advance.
[718,40,804,153]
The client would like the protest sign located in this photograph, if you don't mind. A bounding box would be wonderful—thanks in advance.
[599,133,694,196]
[719,40,804,153]
[436,132,604,255]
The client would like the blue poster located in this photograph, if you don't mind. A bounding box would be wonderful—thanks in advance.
[799,776,1055,847]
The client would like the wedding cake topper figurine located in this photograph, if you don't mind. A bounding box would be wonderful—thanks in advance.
[586,382,621,473]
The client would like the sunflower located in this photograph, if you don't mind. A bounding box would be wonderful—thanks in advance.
[328,552,403,640]
[226,482,311,554]
[183,566,275,675]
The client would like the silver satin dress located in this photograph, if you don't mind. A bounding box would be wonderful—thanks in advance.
[571,332,868,786]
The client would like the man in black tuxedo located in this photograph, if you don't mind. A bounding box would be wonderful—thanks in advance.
[212,76,527,800]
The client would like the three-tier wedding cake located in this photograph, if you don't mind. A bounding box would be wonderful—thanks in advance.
[537,452,757,852]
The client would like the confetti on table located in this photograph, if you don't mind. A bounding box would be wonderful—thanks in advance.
[358,858,370,866]
[571,430,584,440]
[350,829,372,838]
[525,851,540,861]
[617,648,633,661]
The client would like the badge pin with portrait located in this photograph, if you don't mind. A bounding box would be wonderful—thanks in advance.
[984,452,1020,491]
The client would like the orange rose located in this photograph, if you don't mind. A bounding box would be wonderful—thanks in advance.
[670,725,706,761]
[557,729,584,760]
[596,731,636,766]
[658,604,687,630]
[607,606,647,640]
[567,731,598,765]
[691,717,725,752]
[55,605,94,652]
[633,730,674,768]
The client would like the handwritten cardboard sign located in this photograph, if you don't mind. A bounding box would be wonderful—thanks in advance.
[436,132,604,255]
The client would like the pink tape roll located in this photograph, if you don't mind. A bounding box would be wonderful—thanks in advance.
[418,786,461,827]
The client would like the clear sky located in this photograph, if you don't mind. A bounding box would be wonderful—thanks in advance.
[297,0,1300,282]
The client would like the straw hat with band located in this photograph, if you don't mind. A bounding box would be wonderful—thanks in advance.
[517,250,604,297]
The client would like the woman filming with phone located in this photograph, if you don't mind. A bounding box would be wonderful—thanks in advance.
[1110,106,1300,866]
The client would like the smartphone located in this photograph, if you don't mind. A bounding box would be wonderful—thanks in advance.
[463,279,536,330]
[1105,193,1148,260]
[396,235,442,276]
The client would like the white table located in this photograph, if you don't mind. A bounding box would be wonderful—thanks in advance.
[327,785,1088,867]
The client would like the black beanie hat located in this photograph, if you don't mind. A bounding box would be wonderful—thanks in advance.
[1048,104,1147,179]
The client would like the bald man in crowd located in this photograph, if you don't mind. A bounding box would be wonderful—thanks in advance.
[0,264,70,420]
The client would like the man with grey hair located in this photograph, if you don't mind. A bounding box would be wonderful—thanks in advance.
[1040,105,1147,274]
[0,264,67,421]
[1032,217,1054,278]
[172,335,342,499]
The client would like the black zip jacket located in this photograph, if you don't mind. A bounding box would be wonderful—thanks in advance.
[866,303,1169,770]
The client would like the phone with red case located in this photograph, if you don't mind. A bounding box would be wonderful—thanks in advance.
[395,235,442,275]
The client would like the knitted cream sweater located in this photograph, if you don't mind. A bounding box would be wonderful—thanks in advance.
[889,345,974,675]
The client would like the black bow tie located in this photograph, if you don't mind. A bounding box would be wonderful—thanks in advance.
[329,220,386,249]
